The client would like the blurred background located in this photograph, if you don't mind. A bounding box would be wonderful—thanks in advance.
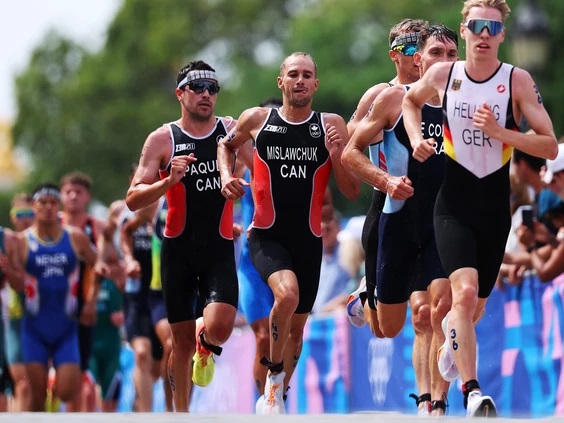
[0,0,559,221]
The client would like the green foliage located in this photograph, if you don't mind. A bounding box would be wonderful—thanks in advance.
[10,0,563,216]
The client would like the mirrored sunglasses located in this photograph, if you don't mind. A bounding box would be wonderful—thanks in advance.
[186,80,220,95]
[10,208,35,219]
[393,43,418,56]
[464,19,504,36]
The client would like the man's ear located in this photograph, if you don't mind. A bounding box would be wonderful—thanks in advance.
[413,52,422,68]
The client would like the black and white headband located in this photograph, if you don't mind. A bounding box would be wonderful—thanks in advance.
[33,187,61,201]
[177,70,219,89]
[390,32,419,49]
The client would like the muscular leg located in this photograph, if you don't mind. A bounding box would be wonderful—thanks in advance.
[409,290,432,411]
[130,336,154,411]
[377,302,408,338]
[8,363,30,411]
[428,278,452,415]
[54,363,82,405]
[267,269,299,367]
[282,313,309,392]
[25,363,48,411]
[168,320,196,412]
[201,302,237,347]
[250,317,270,395]
[366,305,384,338]
[448,267,481,384]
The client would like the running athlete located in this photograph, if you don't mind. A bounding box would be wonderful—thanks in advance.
[60,171,104,411]
[126,60,249,412]
[236,98,280,398]
[345,18,427,335]
[88,241,124,412]
[217,52,360,414]
[13,183,101,411]
[3,193,34,411]
[402,0,558,417]
[0,225,26,410]
[147,196,173,411]
[345,24,458,416]
[119,197,164,412]
[343,18,432,415]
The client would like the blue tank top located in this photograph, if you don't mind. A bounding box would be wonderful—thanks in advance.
[24,228,80,320]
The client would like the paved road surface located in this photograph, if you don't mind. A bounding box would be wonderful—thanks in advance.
[0,412,546,422]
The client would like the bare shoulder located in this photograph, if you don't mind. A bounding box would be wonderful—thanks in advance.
[149,124,171,141]
[362,82,395,104]
[143,125,172,152]
[240,106,270,127]
[220,116,238,132]
[511,67,536,91]
[380,84,406,100]
[67,225,89,244]
[426,61,453,83]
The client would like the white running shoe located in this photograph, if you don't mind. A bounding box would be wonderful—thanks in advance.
[437,312,459,382]
[347,277,367,327]
[255,395,265,414]
[466,391,497,417]
[417,401,431,416]
[257,371,286,414]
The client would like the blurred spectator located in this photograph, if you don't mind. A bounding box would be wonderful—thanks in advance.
[517,143,564,282]
[337,215,365,283]
[312,211,350,314]
[89,237,124,412]
[313,214,365,314]
[60,171,105,412]
[501,149,564,286]
[3,193,34,411]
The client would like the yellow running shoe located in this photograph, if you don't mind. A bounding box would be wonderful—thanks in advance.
[192,317,215,387]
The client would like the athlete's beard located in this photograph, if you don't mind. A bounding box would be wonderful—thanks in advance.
[288,94,312,108]
[188,109,214,122]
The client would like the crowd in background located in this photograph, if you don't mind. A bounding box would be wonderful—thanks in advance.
[0,0,563,414]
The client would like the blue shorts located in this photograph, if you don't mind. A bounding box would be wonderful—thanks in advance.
[238,244,273,325]
[22,317,79,367]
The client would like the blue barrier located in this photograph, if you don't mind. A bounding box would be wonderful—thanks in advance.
[117,273,564,417]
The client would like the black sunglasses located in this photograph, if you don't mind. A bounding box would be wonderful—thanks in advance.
[186,80,220,95]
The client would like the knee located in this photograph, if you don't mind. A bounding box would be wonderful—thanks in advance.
[15,377,31,398]
[275,291,299,316]
[453,284,479,314]
[287,326,304,347]
[431,300,451,329]
[411,302,431,334]
[379,319,404,338]
[171,332,196,360]
[254,325,271,351]
[134,345,153,367]
[206,322,233,346]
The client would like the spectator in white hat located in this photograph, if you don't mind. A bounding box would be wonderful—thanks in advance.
[544,142,564,201]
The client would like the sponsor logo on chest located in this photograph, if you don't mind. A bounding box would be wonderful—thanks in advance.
[264,124,288,134]
[175,143,196,153]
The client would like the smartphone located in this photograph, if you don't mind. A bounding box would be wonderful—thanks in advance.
[521,207,534,230]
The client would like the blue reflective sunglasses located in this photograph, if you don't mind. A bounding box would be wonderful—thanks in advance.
[186,80,220,95]
[393,43,418,56]
[464,19,504,36]
[10,207,34,220]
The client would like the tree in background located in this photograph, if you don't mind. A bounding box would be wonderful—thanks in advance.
[8,0,560,220]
